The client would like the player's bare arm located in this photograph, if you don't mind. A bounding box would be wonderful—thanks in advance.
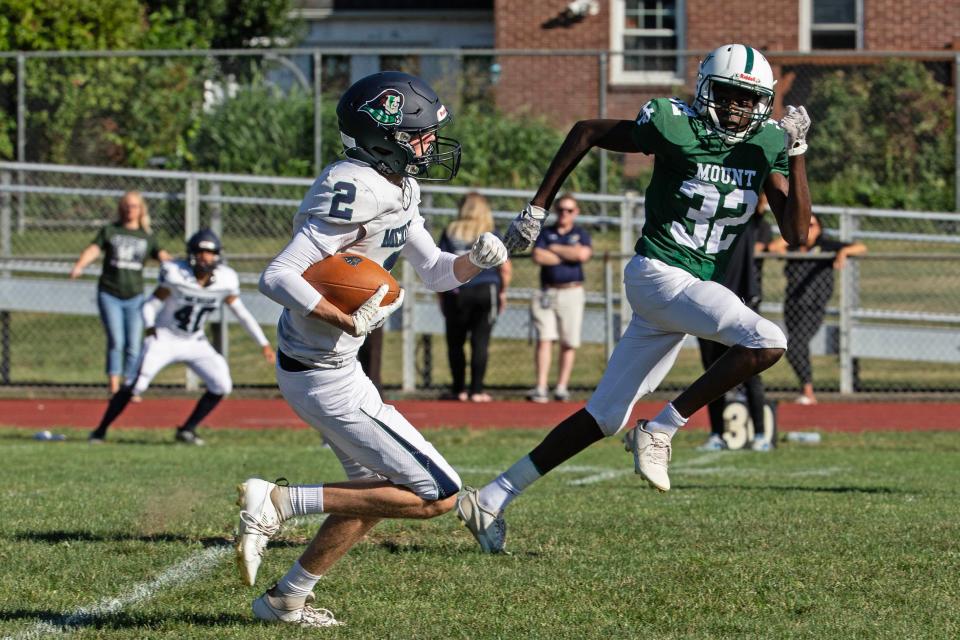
[307,295,357,334]
[531,119,642,209]
[764,160,812,247]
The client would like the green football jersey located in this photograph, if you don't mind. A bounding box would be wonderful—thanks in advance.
[630,97,789,281]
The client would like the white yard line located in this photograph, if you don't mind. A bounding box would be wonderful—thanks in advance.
[5,545,230,640]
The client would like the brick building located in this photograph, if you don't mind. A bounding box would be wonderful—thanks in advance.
[495,0,960,126]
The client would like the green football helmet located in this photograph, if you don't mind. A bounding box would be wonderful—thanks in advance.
[693,44,776,144]
[336,71,461,181]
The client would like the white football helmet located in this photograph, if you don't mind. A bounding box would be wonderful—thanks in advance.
[693,44,776,144]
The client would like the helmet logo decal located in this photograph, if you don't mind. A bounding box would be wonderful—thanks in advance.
[436,104,448,121]
[359,89,404,126]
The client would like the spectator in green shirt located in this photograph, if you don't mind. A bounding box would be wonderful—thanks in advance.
[70,191,172,395]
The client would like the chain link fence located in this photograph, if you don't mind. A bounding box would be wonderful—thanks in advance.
[2,48,957,209]
[1,47,957,397]
[3,163,960,398]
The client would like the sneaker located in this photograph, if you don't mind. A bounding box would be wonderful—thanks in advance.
[236,478,284,586]
[631,420,672,492]
[750,437,773,452]
[88,431,106,444]
[455,487,507,554]
[553,387,570,402]
[697,434,728,451]
[252,584,342,628]
[175,429,205,446]
[526,387,549,404]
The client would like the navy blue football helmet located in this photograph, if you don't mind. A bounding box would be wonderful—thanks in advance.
[187,229,221,274]
[336,71,461,181]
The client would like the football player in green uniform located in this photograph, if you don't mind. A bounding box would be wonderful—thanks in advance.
[457,44,812,553]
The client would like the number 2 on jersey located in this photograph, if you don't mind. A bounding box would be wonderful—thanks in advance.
[672,179,758,254]
[330,181,357,221]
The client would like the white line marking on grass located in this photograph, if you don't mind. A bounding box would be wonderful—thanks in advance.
[5,545,229,640]
[568,470,632,486]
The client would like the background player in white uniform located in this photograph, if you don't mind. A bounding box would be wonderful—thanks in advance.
[88,229,275,445]
[457,44,813,553]
[238,72,507,628]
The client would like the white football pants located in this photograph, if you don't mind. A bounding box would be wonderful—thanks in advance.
[276,359,461,501]
[586,255,786,436]
[127,327,233,396]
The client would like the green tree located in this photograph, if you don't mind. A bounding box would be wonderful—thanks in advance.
[0,0,298,164]
[805,59,955,211]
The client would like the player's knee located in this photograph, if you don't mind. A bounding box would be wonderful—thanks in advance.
[582,404,623,438]
[422,494,458,519]
[758,347,785,369]
[209,380,232,395]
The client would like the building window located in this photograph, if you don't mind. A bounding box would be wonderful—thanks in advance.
[800,0,862,50]
[610,0,685,85]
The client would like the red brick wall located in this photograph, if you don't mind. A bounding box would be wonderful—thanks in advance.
[495,0,957,129]
[865,1,960,50]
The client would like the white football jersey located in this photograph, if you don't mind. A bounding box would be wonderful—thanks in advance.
[155,259,240,338]
[276,159,427,365]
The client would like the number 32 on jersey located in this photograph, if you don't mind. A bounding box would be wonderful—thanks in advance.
[672,179,758,255]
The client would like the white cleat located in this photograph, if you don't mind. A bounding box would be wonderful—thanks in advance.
[253,584,342,628]
[631,420,672,492]
[750,437,773,452]
[456,487,507,554]
[236,478,283,586]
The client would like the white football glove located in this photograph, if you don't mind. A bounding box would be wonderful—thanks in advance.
[779,105,811,156]
[350,284,404,337]
[503,203,548,254]
[468,232,508,269]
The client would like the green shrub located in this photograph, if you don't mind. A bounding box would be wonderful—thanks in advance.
[805,59,955,211]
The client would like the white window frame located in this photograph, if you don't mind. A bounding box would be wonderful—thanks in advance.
[798,0,863,51]
[610,0,685,86]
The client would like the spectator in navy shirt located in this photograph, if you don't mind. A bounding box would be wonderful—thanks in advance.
[439,193,512,402]
[527,194,593,403]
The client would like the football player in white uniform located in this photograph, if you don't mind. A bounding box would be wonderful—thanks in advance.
[239,72,507,627]
[88,229,275,445]
[458,44,812,553]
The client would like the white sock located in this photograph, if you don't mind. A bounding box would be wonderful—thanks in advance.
[477,455,541,513]
[649,402,688,439]
[289,485,324,516]
[277,560,321,599]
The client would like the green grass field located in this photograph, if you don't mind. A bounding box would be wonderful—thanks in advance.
[3,426,959,639]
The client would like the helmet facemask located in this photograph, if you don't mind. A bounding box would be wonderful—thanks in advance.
[396,122,462,182]
[696,78,773,143]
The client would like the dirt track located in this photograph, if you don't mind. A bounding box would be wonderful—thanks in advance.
[2,398,957,432]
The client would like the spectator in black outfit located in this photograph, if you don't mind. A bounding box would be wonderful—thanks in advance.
[438,193,512,402]
[769,214,867,405]
[697,196,776,451]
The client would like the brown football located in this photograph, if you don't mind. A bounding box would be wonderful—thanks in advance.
[301,253,400,314]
